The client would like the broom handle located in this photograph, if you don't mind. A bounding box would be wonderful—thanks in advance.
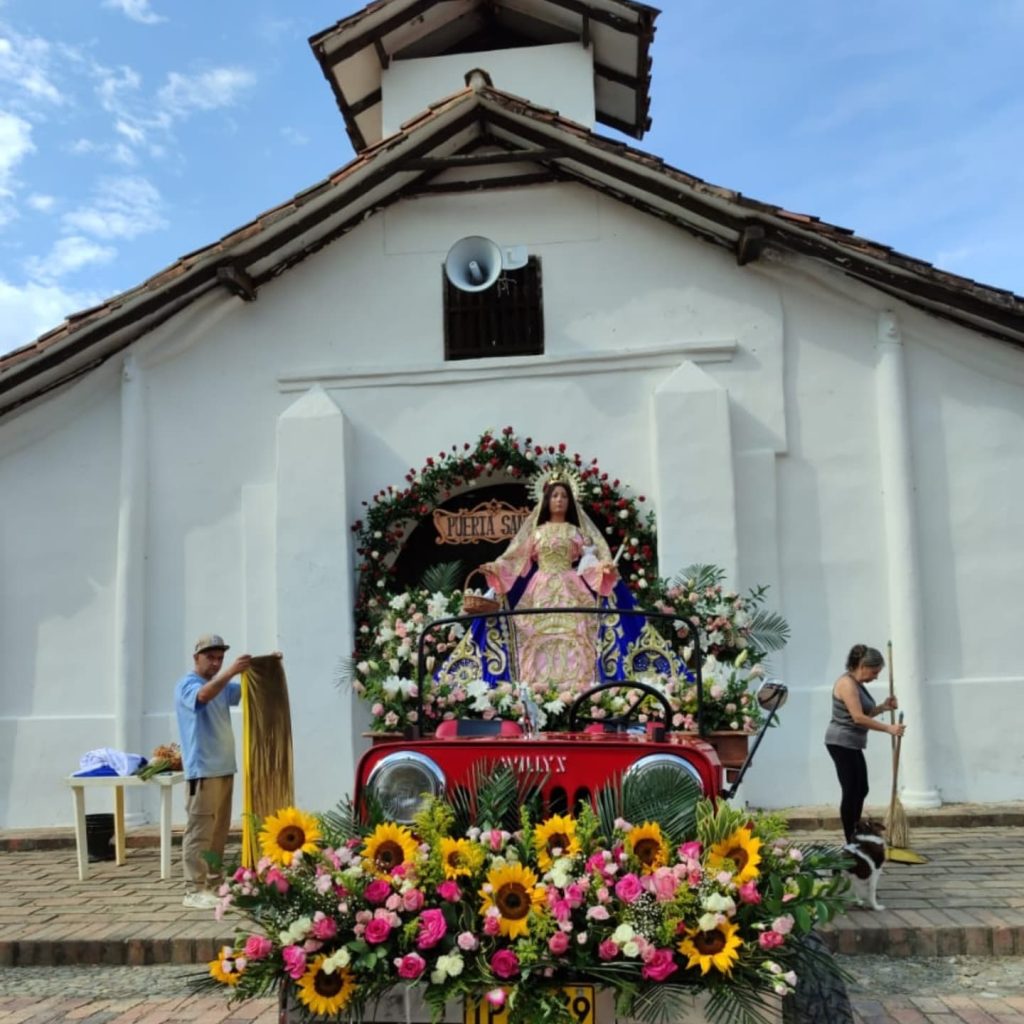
[888,711,904,825]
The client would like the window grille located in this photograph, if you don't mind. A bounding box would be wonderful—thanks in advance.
[443,257,544,360]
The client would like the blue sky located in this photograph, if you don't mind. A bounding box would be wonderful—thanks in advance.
[1,0,1021,356]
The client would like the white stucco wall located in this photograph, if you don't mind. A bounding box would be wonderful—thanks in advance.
[382,43,596,136]
[2,180,1023,828]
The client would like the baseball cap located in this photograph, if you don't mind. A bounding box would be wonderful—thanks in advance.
[194,633,230,655]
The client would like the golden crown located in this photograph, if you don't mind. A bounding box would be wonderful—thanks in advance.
[528,464,583,504]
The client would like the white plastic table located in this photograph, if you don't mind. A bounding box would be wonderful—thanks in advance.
[64,772,185,881]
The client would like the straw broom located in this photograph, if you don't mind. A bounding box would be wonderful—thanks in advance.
[884,641,910,848]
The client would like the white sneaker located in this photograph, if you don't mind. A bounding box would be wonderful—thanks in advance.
[182,890,219,910]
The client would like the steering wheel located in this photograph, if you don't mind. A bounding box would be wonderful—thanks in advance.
[567,680,673,733]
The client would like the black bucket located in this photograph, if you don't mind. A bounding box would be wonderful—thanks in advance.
[85,812,116,862]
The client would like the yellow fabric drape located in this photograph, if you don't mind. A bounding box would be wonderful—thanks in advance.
[240,654,294,867]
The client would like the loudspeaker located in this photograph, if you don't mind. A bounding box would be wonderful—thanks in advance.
[444,236,528,292]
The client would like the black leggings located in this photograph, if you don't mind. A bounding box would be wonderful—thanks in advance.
[826,744,868,843]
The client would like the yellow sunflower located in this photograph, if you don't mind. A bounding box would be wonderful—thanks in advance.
[208,946,243,986]
[259,807,322,866]
[626,821,670,874]
[362,822,420,878]
[706,827,762,884]
[533,814,580,872]
[296,956,357,1015]
[678,920,743,975]
[440,836,484,879]
[479,862,546,938]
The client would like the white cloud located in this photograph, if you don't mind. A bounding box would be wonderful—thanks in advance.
[0,277,103,357]
[0,110,33,191]
[95,64,142,114]
[102,0,166,26]
[0,25,64,105]
[157,67,256,116]
[24,235,117,281]
[27,193,55,212]
[63,175,165,240]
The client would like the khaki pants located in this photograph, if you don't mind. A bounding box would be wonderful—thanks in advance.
[182,775,233,894]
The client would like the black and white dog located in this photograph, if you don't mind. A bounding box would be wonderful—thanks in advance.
[843,819,887,910]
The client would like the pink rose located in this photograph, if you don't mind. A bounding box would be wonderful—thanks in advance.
[311,913,337,941]
[648,867,677,902]
[491,949,520,979]
[282,945,307,980]
[365,917,392,944]
[364,880,392,905]
[738,881,761,905]
[614,873,643,903]
[416,908,448,950]
[598,939,619,961]
[548,931,570,955]
[395,952,427,979]
[243,934,272,961]
[483,914,500,936]
[641,948,678,982]
[402,888,425,912]
[437,881,461,902]
[758,930,784,950]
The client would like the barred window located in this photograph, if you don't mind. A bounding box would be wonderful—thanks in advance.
[443,257,544,360]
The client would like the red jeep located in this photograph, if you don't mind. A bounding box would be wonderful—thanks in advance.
[354,607,786,825]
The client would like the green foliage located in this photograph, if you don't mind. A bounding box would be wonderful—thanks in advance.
[420,560,464,595]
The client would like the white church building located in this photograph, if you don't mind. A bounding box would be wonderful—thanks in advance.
[2,0,1022,830]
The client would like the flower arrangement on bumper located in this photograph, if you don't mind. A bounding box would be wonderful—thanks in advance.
[204,770,849,1024]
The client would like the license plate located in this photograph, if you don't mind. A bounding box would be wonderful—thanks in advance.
[465,985,596,1024]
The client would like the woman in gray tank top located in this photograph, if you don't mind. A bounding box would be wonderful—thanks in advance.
[825,644,906,842]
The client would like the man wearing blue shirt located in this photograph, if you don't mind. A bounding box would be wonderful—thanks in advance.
[175,633,251,909]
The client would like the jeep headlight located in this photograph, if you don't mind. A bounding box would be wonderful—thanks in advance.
[623,753,705,796]
[366,752,446,823]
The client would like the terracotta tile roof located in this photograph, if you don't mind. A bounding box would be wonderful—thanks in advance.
[2,83,1021,420]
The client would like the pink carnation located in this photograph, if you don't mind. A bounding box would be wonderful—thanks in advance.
[548,931,570,955]
[758,930,784,950]
[311,913,337,941]
[598,939,619,961]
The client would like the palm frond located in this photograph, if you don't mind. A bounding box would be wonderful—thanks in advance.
[622,765,701,845]
[674,563,725,591]
[318,796,365,847]
[420,560,464,594]
[447,762,548,834]
[746,608,791,653]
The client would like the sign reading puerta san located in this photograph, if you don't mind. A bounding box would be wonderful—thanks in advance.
[432,499,529,545]
[390,483,531,590]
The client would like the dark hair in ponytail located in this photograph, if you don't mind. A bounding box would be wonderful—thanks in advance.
[846,644,884,672]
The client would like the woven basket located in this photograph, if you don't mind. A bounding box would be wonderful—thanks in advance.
[462,568,501,615]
